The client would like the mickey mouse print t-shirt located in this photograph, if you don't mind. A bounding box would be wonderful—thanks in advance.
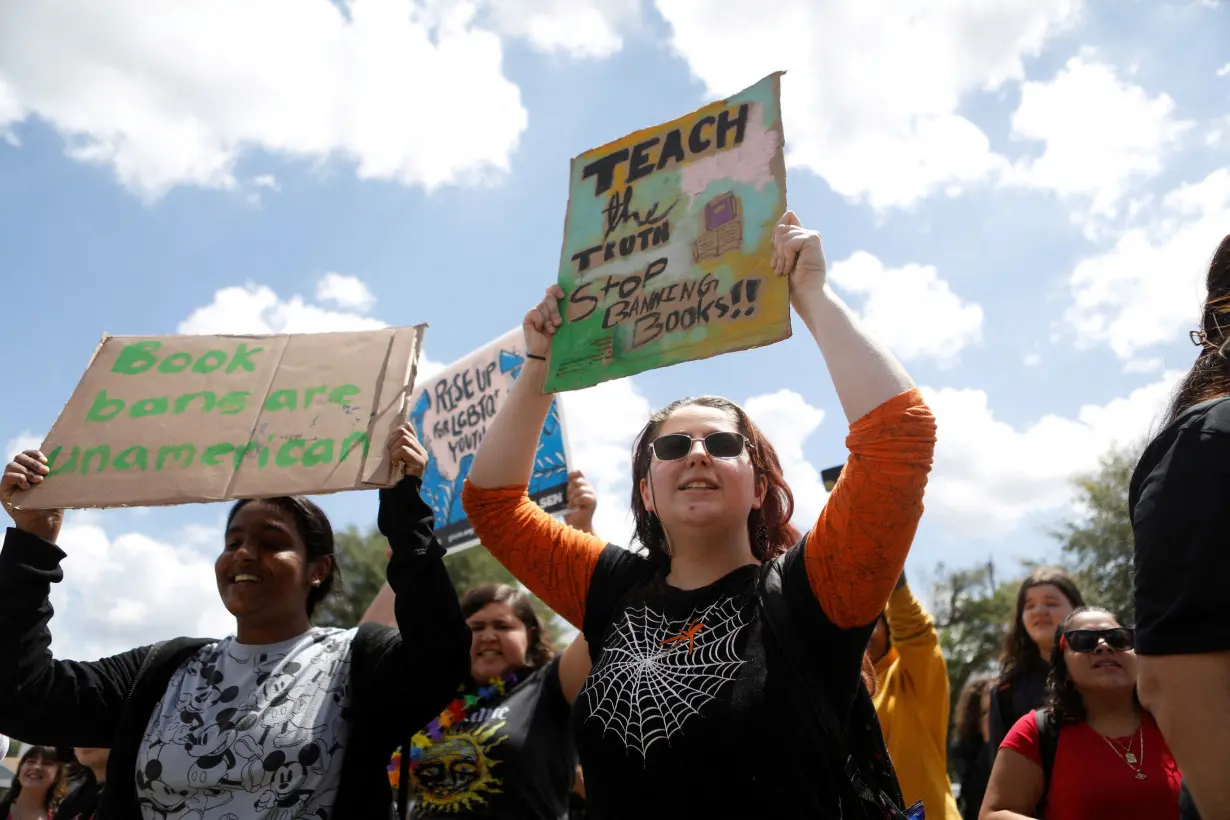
[136,627,353,820]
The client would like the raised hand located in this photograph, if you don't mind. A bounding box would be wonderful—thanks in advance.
[388,423,429,479]
[771,210,828,300]
[564,470,598,535]
[0,450,64,543]
[523,284,565,358]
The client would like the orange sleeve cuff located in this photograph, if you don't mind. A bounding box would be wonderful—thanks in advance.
[802,388,937,629]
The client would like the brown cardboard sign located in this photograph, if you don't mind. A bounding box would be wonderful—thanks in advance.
[13,326,426,510]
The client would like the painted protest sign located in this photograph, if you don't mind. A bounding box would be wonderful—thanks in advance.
[545,72,791,393]
[13,327,426,510]
[410,328,571,552]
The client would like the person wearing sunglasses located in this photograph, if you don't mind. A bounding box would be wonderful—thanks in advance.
[461,210,936,818]
[981,607,1182,820]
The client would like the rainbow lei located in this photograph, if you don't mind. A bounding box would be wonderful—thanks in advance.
[388,668,521,788]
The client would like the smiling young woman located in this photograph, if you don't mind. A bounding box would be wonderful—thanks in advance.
[0,423,471,820]
[461,210,937,819]
[0,745,66,820]
[981,608,1182,820]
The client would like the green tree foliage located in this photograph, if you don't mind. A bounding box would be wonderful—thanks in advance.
[313,526,569,648]
[313,525,390,629]
[1050,444,1142,623]
[929,561,1017,714]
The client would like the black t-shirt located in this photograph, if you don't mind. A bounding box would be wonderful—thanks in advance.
[409,656,576,819]
[56,779,103,820]
[573,543,874,819]
[1130,396,1230,655]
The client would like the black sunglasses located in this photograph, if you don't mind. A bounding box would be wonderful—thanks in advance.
[1063,627,1135,654]
[650,431,750,462]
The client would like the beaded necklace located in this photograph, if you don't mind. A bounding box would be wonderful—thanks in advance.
[388,668,521,788]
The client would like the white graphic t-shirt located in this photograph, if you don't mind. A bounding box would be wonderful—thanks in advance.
[136,628,354,820]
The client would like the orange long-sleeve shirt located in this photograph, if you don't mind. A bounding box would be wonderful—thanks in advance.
[461,388,936,630]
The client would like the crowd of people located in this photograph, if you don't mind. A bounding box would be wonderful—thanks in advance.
[0,214,1225,819]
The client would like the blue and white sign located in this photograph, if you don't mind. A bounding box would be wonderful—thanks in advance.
[410,328,572,552]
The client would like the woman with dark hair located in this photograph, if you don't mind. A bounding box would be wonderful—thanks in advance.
[1131,234,1230,820]
[0,745,66,819]
[0,423,470,819]
[952,677,993,820]
[981,607,1181,819]
[987,569,1085,752]
[389,584,588,819]
[461,211,937,818]
[371,472,597,820]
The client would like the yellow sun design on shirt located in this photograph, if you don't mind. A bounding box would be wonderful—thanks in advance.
[411,721,508,814]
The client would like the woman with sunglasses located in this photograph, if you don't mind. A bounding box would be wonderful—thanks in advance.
[981,607,1182,819]
[462,210,936,818]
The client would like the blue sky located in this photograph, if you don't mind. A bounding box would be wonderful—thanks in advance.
[1,0,1227,658]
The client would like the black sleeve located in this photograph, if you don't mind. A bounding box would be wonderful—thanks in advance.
[1132,427,1230,655]
[362,476,471,742]
[580,546,655,663]
[0,527,149,747]
[780,539,876,711]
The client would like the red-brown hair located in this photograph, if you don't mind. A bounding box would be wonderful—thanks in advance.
[629,396,876,694]
[629,395,801,565]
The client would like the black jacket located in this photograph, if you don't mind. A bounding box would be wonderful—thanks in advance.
[0,476,471,820]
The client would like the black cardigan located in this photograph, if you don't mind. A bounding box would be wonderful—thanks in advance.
[0,476,471,820]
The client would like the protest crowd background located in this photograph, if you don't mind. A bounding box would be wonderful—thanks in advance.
[0,7,1227,820]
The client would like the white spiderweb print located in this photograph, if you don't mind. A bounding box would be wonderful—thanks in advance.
[581,597,749,761]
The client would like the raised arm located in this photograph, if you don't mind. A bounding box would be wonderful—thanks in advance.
[884,574,952,743]
[773,212,936,630]
[0,450,149,746]
[364,425,471,739]
[461,290,606,629]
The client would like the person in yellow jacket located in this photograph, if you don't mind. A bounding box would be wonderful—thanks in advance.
[870,572,961,820]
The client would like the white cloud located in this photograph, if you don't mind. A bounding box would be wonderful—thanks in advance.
[1064,168,1230,361]
[653,0,1080,210]
[315,272,377,313]
[1217,62,1230,78]
[0,0,527,200]
[48,512,234,660]
[482,0,642,58]
[921,371,1179,537]
[178,281,388,336]
[828,251,984,367]
[3,431,44,461]
[1005,54,1193,223]
[558,377,653,545]
[742,390,829,526]
[1023,353,1042,367]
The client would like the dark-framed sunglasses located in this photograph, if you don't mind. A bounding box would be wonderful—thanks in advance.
[1062,627,1135,654]
[650,431,750,462]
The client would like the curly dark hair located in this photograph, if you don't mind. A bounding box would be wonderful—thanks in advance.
[225,496,340,618]
[1043,607,1138,725]
[629,396,801,568]
[999,567,1085,690]
[954,676,994,744]
[461,584,556,670]
[1166,234,1230,425]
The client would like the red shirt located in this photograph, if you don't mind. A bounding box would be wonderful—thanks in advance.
[1001,710,1181,819]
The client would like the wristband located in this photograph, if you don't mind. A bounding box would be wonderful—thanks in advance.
[525,353,547,361]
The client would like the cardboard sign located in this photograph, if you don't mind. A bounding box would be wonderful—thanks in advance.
[546,72,791,392]
[14,327,426,510]
[410,328,571,552]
